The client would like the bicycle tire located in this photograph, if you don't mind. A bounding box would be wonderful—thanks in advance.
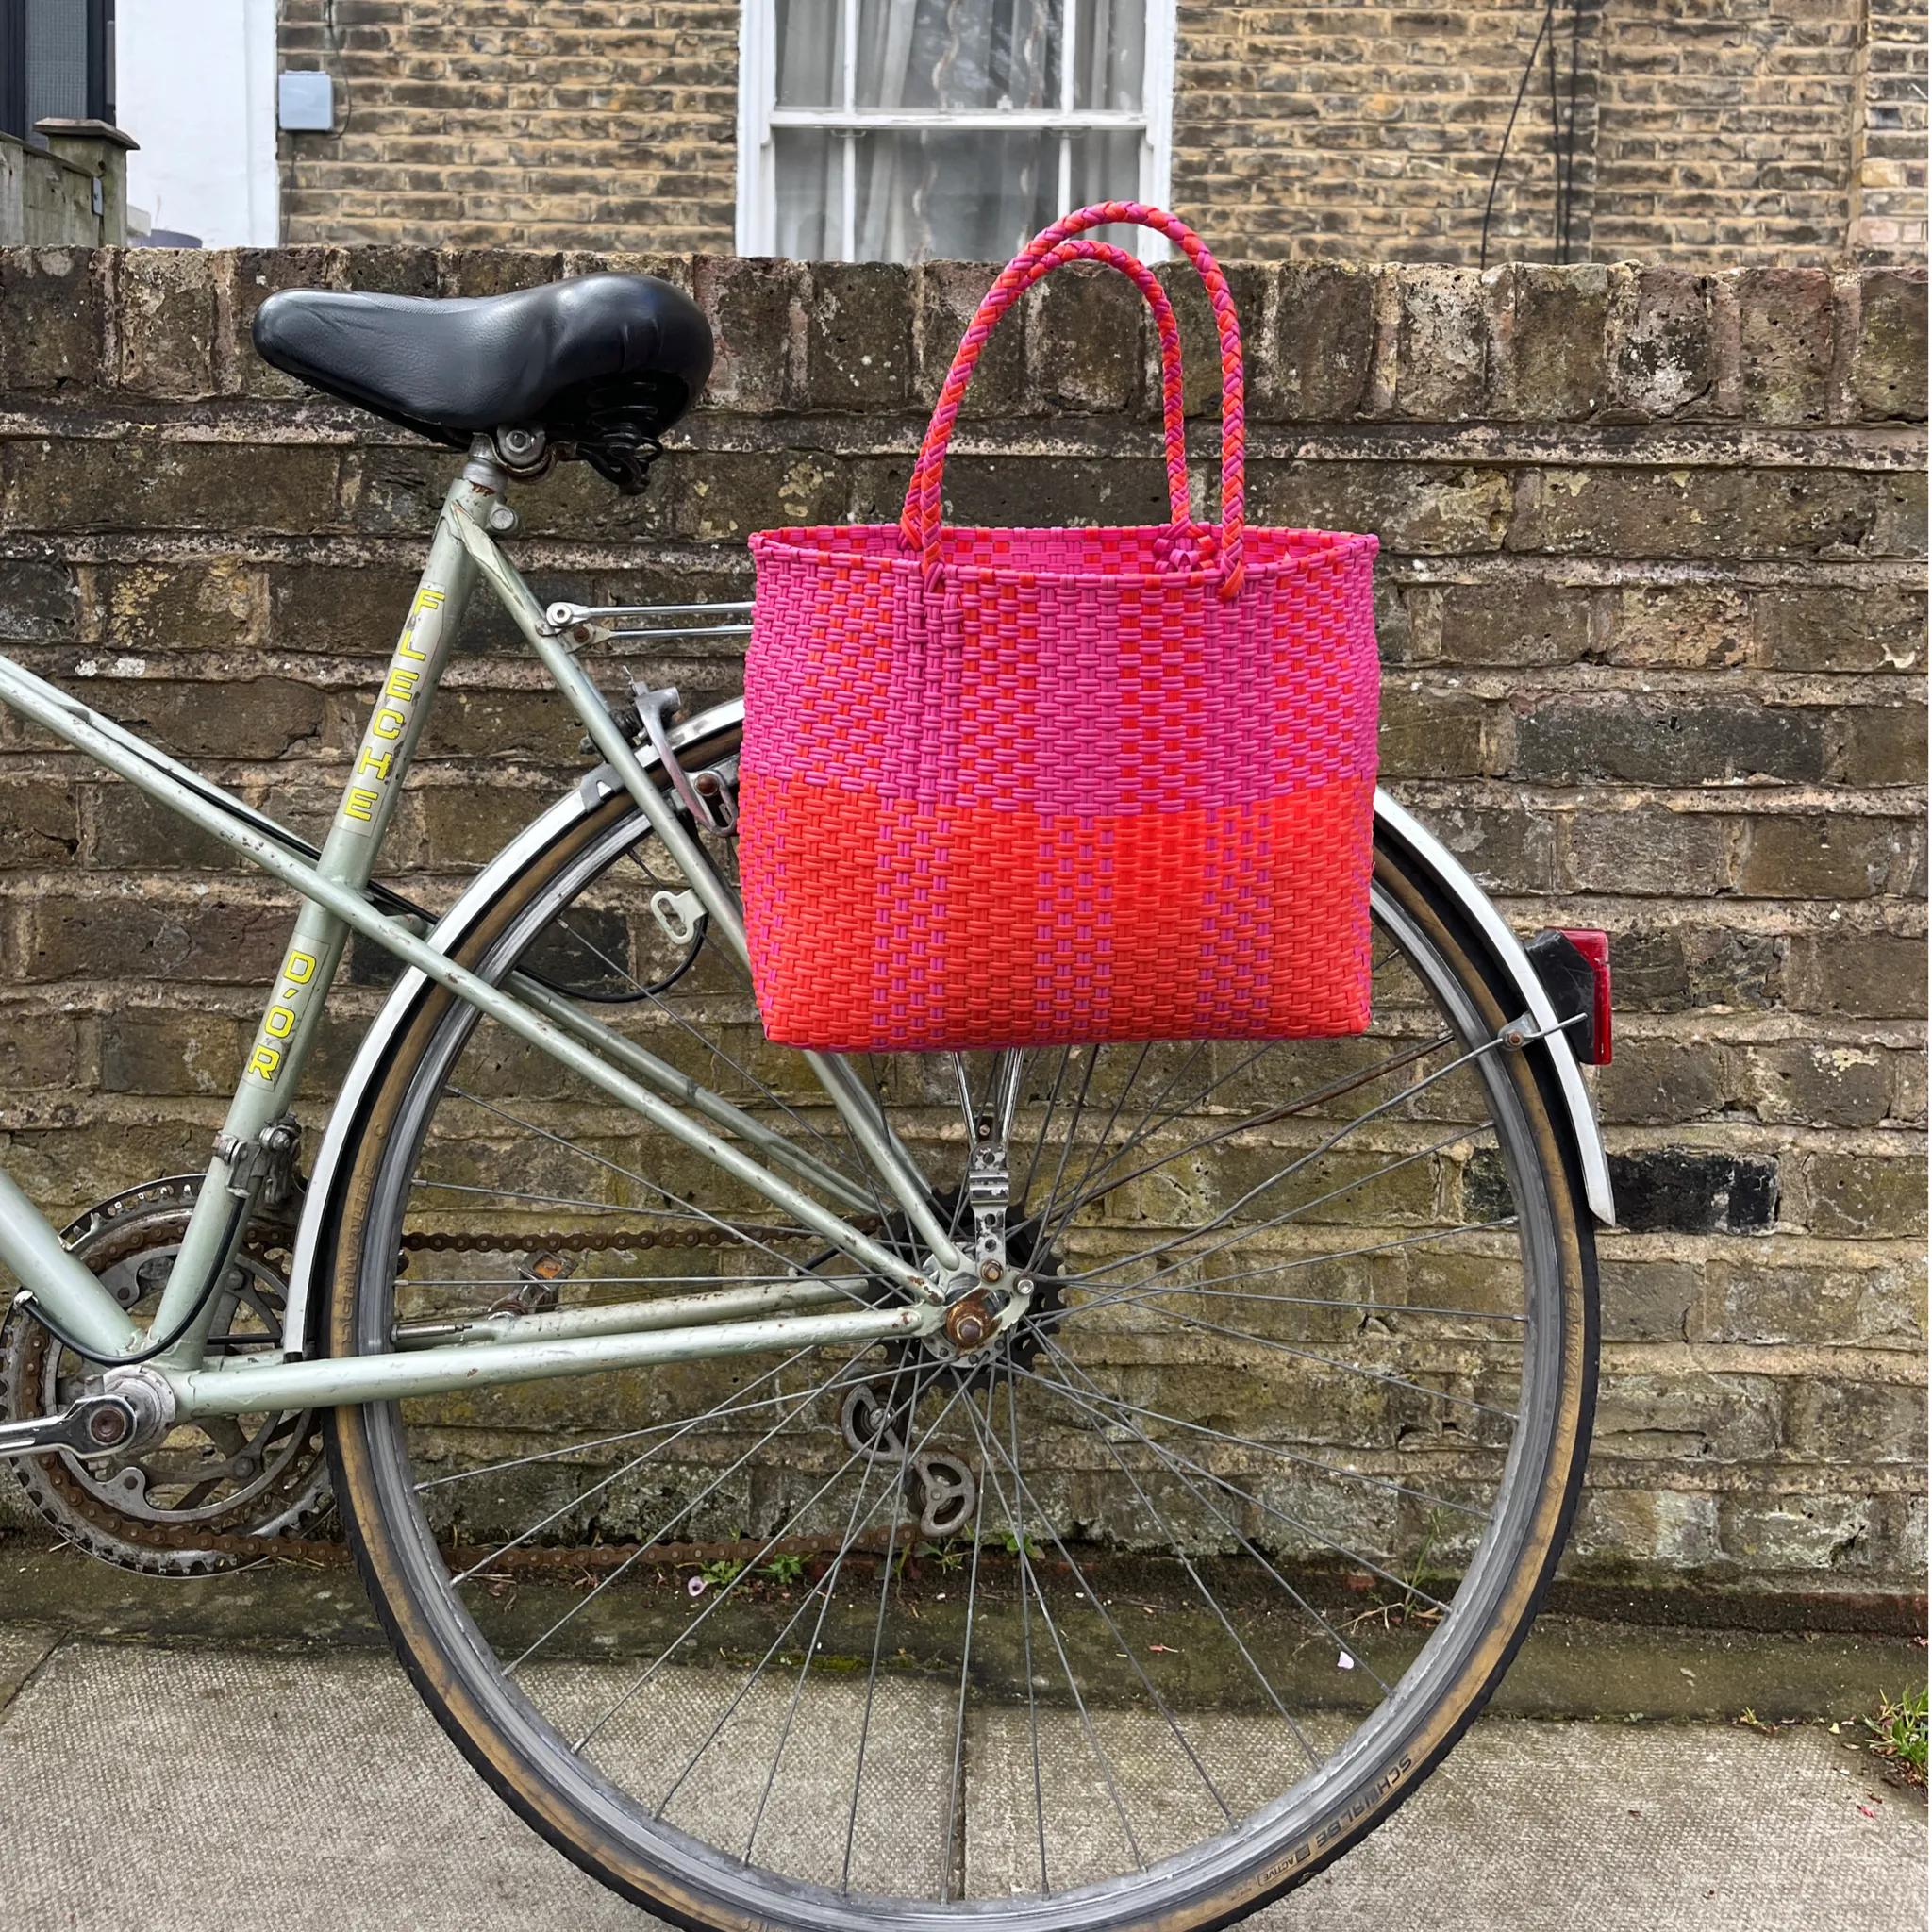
[321,735,1598,1932]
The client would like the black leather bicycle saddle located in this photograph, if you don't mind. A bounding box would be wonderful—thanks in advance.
[252,274,713,492]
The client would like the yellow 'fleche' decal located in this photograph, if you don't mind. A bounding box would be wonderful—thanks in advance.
[336,585,447,837]
[246,944,320,1086]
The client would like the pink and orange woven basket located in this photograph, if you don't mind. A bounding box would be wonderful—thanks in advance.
[739,203,1380,1054]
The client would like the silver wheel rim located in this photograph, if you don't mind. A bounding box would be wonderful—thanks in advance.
[342,801,1575,1929]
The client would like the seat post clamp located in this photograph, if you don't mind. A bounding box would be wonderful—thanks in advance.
[461,435,508,492]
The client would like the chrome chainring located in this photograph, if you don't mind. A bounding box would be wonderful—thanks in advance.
[0,1176,333,1575]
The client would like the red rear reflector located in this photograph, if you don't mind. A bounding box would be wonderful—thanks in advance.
[1557,928,1612,1064]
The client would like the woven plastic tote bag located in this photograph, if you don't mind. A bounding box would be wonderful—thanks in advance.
[739,202,1380,1054]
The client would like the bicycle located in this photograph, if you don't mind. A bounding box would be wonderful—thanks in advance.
[0,267,1616,1931]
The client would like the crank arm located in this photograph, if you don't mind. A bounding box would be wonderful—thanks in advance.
[0,1392,142,1460]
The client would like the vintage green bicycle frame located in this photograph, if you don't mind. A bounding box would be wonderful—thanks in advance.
[0,454,962,1422]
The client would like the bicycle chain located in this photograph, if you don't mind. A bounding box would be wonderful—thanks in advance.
[400,1225,726,1254]
[397,1220,878,1256]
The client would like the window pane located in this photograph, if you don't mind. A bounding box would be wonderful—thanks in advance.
[26,0,92,131]
[855,127,1054,261]
[774,128,840,258]
[774,0,846,108]
[777,126,1143,261]
[1073,0,1145,111]
[1069,126,1144,217]
[851,128,1141,261]
[778,0,1150,114]
[856,0,1063,111]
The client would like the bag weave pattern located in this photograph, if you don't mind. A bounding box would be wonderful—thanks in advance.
[739,204,1380,1053]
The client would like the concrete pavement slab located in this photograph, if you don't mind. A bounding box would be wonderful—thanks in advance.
[1250,1718,1926,1932]
[966,1702,1926,1928]
[525,1660,956,1894]
[0,1638,641,1932]
[0,1632,1922,1931]
[0,1619,57,1709]
[966,1706,1357,1890]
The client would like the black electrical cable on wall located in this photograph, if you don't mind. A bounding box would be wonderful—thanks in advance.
[1558,0,1585,259]
[1480,0,1588,270]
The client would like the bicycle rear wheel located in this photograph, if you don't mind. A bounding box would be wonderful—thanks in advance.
[323,745,1597,1932]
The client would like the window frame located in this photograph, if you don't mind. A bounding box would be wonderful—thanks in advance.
[735,0,1176,262]
[3,0,116,142]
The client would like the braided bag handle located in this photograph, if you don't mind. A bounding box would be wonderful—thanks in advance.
[900,202,1246,599]
[901,236,1191,546]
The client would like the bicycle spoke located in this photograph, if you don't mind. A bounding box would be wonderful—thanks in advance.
[451,1367,807,1587]
[1051,1028,1508,1284]
[1025,1345,1429,1673]
[403,1272,797,1289]
[338,801,1588,1915]
[442,1085,872,1307]
[1041,1030,1457,1239]
[1015,1046,1073,1213]
[962,1362,1142,1884]
[1081,1281,1525,1324]
[658,1358,929,1821]
[654,1557,850,1821]
[1041,1041,1150,1245]
[1031,1045,1099,1237]
[417,1359,817,1494]
[1031,1339,1457,1617]
[1009,1357,1491,1520]
[576,1450,873,1748]
[1090,1298,1519,1422]
[939,1414,992,1904]
[1034,1037,1258,1247]
[496,1350,871,1648]
[743,1388,908,1860]
[1063,1382,1324,1772]
[578,1362,974,1760]
[1069,1217,1522,1312]
[408,1177,765,1221]
[972,1365,1233,1832]
[841,1359,925,1889]
[1062,1116,1502,1294]
[547,908,880,1197]
[1007,1375,1049,1890]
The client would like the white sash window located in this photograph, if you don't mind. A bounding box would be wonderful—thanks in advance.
[738,0,1175,263]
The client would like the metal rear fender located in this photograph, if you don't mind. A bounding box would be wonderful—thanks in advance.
[1374,791,1616,1226]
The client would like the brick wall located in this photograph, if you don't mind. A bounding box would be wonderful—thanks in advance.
[276,0,741,252]
[0,245,1924,1594]
[1850,0,1931,262]
[1173,0,1928,270]
[1591,0,1864,264]
[274,2,1927,268]
[1170,0,1608,266]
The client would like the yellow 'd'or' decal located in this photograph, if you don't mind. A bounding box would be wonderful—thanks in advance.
[245,943,320,1086]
